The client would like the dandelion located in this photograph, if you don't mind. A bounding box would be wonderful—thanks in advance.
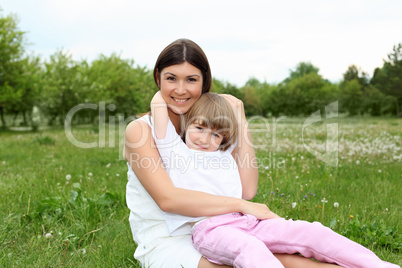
[88,172,93,177]
[291,202,297,208]
[321,198,328,222]
[350,215,354,219]
[66,174,71,181]
[378,170,382,173]
[45,233,53,239]
[334,202,339,208]
[106,163,111,168]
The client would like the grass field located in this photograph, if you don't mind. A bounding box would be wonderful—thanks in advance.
[0,117,401,267]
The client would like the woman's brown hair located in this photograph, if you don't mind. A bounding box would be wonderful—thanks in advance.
[153,38,212,94]
[183,93,238,151]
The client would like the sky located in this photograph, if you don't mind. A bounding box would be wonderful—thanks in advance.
[1,0,402,86]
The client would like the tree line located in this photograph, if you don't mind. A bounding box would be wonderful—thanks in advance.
[1,11,401,129]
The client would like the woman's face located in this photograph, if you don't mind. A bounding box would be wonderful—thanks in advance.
[158,62,203,115]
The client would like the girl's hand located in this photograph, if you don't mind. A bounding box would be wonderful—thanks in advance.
[241,200,281,220]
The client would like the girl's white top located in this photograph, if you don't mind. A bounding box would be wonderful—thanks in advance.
[153,116,242,236]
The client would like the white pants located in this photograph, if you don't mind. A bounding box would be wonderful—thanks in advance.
[136,234,201,268]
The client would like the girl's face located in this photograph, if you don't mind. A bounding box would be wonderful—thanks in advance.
[158,62,203,115]
[185,122,224,152]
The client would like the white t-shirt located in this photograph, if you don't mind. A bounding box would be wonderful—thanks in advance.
[153,117,242,236]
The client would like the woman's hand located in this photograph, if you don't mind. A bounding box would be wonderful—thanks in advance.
[241,200,281,220]
[220,94,245,123]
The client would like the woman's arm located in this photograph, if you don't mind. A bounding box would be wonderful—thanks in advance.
[150,91,169,140]
[221,94,259,200]
[124,119,278,219]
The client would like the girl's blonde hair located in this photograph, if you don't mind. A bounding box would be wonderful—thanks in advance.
[183,93,238,151]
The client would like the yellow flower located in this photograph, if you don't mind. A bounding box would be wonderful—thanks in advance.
[350,215,354,219]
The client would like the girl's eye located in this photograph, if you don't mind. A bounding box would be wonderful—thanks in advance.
[212,133,220,138]
[196,126,203,131]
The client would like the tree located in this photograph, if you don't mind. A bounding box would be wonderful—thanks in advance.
[0,12,26,128]
[339,79,363,115]
[370,43,402,116]
[85,53,155,119]
[273,72,337,116]
[341,65,369,89]
[284,62,319,82]
[40,50,82,125]
[7,55,43,126]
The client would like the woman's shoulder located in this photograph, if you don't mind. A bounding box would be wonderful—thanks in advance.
[125,115,153,143]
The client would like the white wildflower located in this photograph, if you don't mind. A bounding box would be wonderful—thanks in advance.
[2,161,5,165]
[321,198,328,203]
[106,163,111,168]
[88,172,93,177]
[79,248,86,255]
[264,166,269,170]
[356,160,360,165]
[300,156,304,160]
[295,176,299,179]
[66,174,71,181]
[378,170,382,173]
[45,233,53,239]
[333,202,339,208]
[116,173,120,177]
[292,157,296,161]
[291,202,297,208]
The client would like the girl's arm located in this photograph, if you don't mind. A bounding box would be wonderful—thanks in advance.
[221,94,259,200]
[150,91,169,139]
[124,119,278,219]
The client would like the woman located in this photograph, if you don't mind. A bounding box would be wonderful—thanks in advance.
[124,38,340,267]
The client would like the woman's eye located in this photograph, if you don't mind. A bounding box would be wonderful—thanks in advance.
[188,78,197,82]
[167,76,175,81]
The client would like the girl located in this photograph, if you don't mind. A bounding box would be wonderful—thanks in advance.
[150,92,399,268]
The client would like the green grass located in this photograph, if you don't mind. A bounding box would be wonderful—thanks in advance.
[0,118,401,267]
